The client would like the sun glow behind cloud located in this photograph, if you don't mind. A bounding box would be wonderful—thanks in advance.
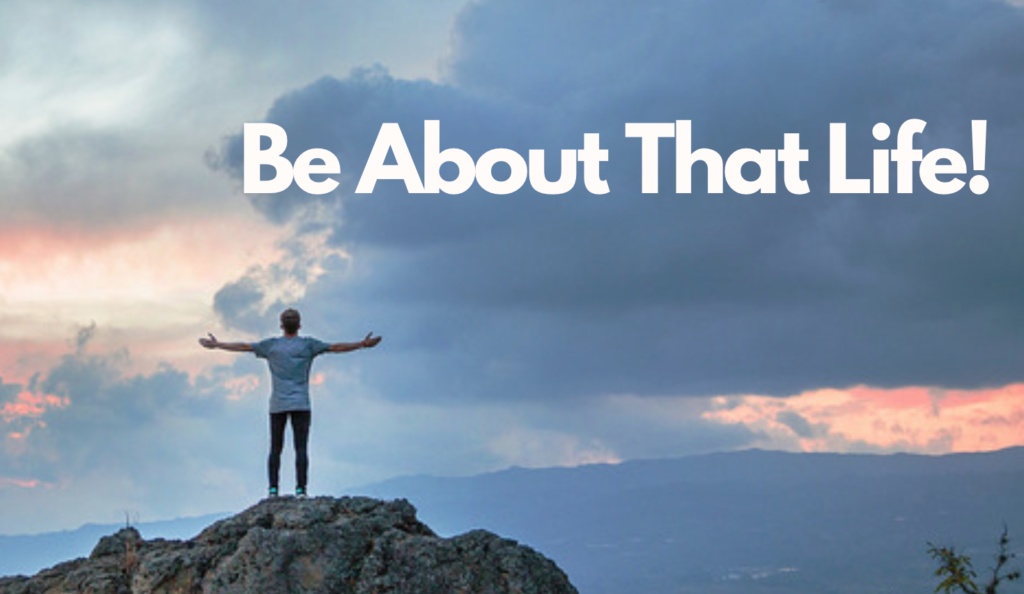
[0,215,287,370]
[0,211,312,444]
[0,219,283,309]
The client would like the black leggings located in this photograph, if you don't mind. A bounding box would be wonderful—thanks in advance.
[268,410,311,490]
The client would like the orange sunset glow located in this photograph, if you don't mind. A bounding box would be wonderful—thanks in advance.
[705,384,1024,454]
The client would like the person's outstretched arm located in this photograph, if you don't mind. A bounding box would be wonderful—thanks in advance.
[328,332,382,353]
[199,333,254,352]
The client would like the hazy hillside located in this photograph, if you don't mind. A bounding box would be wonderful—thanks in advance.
[354,448,1024,594]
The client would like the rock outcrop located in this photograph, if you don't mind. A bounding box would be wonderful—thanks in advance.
[0,496,578,594]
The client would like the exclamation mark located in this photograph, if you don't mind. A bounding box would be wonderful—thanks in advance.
[969,120,988,195]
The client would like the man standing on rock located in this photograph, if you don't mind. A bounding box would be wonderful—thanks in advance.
[199,308,381,498]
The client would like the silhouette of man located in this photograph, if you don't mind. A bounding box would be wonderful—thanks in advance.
[199,308,381,498]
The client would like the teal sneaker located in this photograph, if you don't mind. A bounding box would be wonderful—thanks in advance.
[268,487,279,499]
[296,487,307,499]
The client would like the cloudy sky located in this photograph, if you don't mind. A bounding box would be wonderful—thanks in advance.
[2,0,1024,534]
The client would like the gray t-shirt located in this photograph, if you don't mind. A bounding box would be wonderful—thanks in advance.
[251,336,331,413]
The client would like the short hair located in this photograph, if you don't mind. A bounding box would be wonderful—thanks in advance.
[280,308,301,334]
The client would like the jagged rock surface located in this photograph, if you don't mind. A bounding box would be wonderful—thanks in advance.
[0,496,578,594]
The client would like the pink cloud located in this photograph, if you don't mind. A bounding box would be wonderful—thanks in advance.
[2,390,68,458]
[704,384,1024,453]
[223,374,261,402]
[0,219,283,305]
[1,391,69,423]
[0,477,41,489]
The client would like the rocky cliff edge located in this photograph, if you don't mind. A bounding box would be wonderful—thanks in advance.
[0,496,578,594]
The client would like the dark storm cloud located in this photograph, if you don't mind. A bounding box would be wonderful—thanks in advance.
[215,0,1024,401]
[214,275,266,333]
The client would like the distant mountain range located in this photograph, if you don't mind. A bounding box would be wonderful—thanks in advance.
[0,513,227,578]
[353,448,1024,594]
[4,448,1024,594]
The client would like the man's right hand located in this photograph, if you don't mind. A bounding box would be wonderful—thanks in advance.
[199,333,219,349]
